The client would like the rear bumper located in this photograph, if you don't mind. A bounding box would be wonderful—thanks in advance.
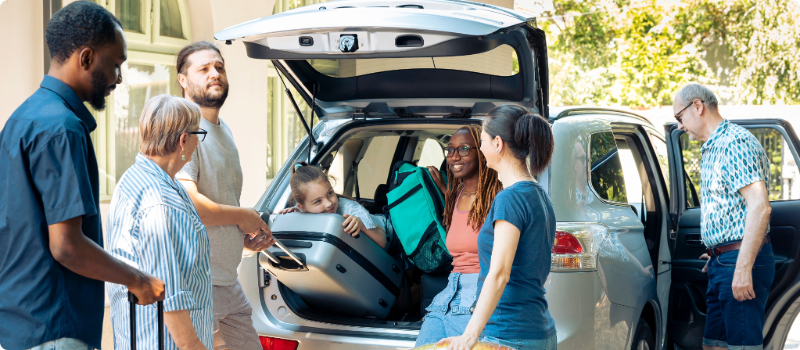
[243,257,635,349]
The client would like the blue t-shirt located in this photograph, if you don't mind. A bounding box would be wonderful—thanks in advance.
[477,181,556,340]
[0,76,103,350]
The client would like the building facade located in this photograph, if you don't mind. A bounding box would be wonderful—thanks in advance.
[0,0,515,213]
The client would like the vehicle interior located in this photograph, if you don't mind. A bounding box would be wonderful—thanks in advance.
[271,121,479,328]
[667,123,800,349]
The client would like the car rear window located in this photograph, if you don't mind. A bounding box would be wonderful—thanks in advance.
[307,44,519,78]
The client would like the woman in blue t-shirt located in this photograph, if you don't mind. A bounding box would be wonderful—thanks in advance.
[439,105,557,350]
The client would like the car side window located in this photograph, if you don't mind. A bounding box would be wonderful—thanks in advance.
[329,136,400,200]
[680,126,800,206]
[589,131,628,203]
[415,138,446,169]
[616,138,645,210]
[649,135,671,198]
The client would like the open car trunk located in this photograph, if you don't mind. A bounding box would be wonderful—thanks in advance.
[217,0,549,335]
[215,0,549,119]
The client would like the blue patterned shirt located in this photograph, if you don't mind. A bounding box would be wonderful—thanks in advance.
[700,119,770,247]
[106,154,213,350]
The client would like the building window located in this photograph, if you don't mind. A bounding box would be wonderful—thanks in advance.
[107,0,190,49]
[159,0,184,39]
[266,0,333,181]
[113,61,180,184]
[90,0,190,199]
[116,0,143,33]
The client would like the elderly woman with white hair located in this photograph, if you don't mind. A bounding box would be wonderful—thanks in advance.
[106,94,213,350]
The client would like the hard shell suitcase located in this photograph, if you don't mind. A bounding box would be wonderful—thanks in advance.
[262,212,404,319]
[128,292,164,350]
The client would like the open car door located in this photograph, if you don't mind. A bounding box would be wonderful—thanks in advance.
[214,0,549,119]
[665,119,800,350]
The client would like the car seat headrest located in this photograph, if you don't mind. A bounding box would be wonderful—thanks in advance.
[374,184,389,209]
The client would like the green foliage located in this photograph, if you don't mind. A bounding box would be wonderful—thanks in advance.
[542,0,800,107]
[590,132,628,203]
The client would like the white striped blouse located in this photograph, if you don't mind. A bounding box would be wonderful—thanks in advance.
[106,153,212,350]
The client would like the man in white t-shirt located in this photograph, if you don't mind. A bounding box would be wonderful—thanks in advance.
[175,41,275,350]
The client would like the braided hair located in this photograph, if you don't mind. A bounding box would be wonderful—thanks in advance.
[441,125,502,231]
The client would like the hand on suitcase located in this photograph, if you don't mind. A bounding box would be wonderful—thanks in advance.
[128,272,166,305]
[277,207,301,214]
[342,214,362,238]
[238,208,272,236]
[245,229,276,252]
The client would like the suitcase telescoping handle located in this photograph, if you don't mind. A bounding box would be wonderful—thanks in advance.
[128,291,164,350]
[259,212,306,269]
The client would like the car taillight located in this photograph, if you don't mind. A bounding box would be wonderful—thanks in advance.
[259,336,299,350]
[553,231,583,254]
[551,222,605,272]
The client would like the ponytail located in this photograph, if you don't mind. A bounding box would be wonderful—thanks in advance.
[484,105,554,176]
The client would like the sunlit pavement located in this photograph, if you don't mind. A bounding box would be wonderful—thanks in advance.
[94,306,800,350]
[786,318,800,349]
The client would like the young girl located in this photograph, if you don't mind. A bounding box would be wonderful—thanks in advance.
[278,162,387,249]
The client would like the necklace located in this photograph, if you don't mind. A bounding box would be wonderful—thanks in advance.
[462,190,478,195]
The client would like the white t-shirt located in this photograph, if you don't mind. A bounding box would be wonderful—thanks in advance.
[177,117,244,286]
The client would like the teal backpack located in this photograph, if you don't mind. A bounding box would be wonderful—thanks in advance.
[386,161,453,274]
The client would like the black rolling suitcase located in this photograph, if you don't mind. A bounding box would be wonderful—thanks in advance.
[128,292,164,350]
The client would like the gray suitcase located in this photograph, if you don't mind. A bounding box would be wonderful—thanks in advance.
[261,212,403,319]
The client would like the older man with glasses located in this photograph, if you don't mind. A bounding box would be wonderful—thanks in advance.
[673,83,774,350]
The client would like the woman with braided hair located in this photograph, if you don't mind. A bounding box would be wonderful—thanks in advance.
[441,105,556,350]
[414,125,502,347]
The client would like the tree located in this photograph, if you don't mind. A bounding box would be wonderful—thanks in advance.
[540,0,800,107]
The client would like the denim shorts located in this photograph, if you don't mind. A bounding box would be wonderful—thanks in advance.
[415,273,478,347]
[480,334,557,350]
[703,242,774,350]
[26,338,92,350]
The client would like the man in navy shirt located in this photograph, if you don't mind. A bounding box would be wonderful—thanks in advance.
[0,3,165,350]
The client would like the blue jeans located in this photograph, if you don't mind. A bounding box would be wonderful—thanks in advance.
[703,242,774,350]
[415,273,478,347]
[480,334,558,350]
[26,338,92,350]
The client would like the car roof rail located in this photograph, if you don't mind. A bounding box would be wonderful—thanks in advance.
[550,107,653,127]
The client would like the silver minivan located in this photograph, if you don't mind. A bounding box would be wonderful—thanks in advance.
[216,1,800,349]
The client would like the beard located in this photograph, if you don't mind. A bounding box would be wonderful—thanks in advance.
[186,79,229,109]
[88,69,110,111]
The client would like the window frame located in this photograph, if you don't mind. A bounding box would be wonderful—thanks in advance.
[152,0,192,48]
[104,0,192,54]
[586,130,630,208]
[647,131,671,203]
[92,51,181,200]
[612,127,667,221]
[676,123,800,210]
[90,0,192,200]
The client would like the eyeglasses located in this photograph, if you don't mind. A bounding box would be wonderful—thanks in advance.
[445,145,473,158]
[674,100,703,123]
[188,128,207,142]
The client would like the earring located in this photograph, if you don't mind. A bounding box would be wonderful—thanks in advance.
[495,148,500,154]
[181,152,186,161]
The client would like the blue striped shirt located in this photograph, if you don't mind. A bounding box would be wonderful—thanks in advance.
[106,154,213,350]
